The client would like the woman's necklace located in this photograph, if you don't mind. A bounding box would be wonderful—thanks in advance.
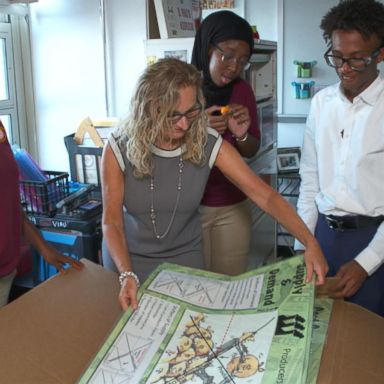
[150,156,184,240]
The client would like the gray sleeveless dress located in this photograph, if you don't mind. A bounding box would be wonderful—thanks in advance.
[102,128,222,282]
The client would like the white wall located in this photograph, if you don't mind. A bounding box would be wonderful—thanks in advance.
[29,0,147,171]
[104,0,146,117]
[27,0,293,172]
[28,0,278,172]
[278,122,305,148]
[29,0,106,171]
[246,0,277,41]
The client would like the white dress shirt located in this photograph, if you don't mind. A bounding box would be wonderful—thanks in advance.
[295,73,384,275]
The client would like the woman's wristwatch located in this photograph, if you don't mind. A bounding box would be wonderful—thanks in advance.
[119,271,140,288]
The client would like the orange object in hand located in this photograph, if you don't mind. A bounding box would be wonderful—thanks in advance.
[220,105,231,115]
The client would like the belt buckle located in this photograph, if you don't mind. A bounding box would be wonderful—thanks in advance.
[326,216,344,231]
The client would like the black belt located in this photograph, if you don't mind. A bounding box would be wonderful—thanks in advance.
[320,213,384,231]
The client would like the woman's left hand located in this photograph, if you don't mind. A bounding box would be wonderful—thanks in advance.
[227,104,251,139]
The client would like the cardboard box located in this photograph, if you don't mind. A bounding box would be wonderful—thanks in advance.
[0,260,122,384]
[0,260,383,383]
[317,300,384,384]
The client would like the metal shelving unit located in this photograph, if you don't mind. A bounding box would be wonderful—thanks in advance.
[247,40,278,268]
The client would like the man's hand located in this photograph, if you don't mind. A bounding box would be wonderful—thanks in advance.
[329,260,368,298]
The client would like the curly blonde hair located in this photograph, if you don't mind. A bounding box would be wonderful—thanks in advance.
[116,58,208,178]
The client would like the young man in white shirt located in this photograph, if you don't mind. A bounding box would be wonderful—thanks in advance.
[295,0,384,316]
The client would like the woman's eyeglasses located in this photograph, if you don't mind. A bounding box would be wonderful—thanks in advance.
[324,46,382,72]
[168,104,202,124]
[213,44,251,71]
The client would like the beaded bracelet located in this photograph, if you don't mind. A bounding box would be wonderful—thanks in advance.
[235,132,248,142]
[119,271,140,288]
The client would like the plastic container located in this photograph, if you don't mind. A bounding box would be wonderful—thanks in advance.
[12,146,48,182]
[34,228,101,283]
[291,81,315,99]
[293,60,317,78]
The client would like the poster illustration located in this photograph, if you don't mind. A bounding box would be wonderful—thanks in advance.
[80,255,318,383]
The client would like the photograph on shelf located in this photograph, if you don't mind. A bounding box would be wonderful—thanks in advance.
[277,147,301,174]
[164,49,188,62]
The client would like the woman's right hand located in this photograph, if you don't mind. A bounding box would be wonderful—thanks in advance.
[205,105,228,134]
[119,276,139,311]
[303,237,329,286]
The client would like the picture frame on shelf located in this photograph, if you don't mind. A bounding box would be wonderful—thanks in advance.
[154,0,196,39]
[164,49,188,62]
[277,147,301,174]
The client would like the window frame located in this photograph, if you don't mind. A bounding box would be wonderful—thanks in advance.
[0,20,19,142]
[0,10,37,157]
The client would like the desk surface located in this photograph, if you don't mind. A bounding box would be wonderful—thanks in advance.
[0,261,383,384]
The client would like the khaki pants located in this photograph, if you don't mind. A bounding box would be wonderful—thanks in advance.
[200,200,251,276]
[0,269,16,308]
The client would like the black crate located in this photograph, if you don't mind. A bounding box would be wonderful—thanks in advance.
[64,134,103,197]
[20,171,69,217]
[27,211,102,235]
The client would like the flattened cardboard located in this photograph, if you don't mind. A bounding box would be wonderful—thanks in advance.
[0,260,121,384]
[0,261,383,383]
[317,300,384,384]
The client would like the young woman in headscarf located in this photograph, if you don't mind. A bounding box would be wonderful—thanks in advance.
[191,11,260,275]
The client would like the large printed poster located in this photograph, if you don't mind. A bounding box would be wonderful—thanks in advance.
[79,255,316,384]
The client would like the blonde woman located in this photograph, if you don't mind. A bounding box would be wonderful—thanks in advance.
[101,59,328,310]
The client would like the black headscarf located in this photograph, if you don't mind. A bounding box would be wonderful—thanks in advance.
[191,10,254,107]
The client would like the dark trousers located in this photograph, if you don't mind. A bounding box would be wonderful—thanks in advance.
[315,215,384,316]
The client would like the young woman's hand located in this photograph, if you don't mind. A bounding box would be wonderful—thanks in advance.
[205,105,229,134]
[226,104,251,139]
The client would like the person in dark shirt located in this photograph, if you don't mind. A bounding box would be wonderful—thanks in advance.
[0,120,83,307]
